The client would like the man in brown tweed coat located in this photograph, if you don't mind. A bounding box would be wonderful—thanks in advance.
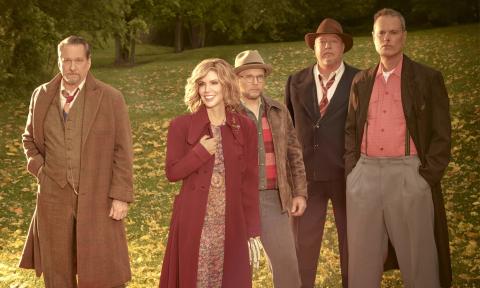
[19,35,134,288]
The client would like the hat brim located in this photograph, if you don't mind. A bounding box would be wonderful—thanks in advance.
[304,32,353,53]
[234,63,273,76]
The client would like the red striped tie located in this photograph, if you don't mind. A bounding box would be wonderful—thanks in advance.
[62,88,79,121]
[318,74,336,118]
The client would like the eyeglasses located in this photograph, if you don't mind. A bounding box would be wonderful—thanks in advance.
[240,75,265,83]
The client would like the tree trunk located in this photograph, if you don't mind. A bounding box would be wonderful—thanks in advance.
[129,30,136,65]
[174,14,183,53]
[474,0,480,21]
[114,34,123,64]
[190,21,206,49]
[115,35,130,65]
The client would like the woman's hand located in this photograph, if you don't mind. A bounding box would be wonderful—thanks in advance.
[199,135,217,155]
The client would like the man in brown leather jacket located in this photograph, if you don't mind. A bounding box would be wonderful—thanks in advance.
[235,50,307,288]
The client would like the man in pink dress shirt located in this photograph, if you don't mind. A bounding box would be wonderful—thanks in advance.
[345,8,452,288]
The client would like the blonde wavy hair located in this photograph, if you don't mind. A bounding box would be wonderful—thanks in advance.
[184,58,241,113]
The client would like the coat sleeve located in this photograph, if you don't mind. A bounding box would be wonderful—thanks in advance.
[241,119,260,238]
[22,87,44,178]
[345,76,359,177]
[285,108,307,198]
[109,92,135,203]
[418,71,451,186]
[165,117,213,182]
[285,75,295,127]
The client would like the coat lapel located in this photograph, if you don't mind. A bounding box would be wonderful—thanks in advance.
[81,73,103,147]
[186,105,245,146]
[321,63,352,120]
[357,65,378,142]
[400,55,420,150]
[401,55,415,120]
[33,74,62,155]
[187,105,210,145]
[225,110,244,145]
[295,65,320,122]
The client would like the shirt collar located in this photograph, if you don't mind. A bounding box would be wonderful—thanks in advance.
[376,55,404,79]
[241,96,264,118]
[60,78,86,95]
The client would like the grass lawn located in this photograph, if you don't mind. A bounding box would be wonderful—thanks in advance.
[0,23,479,287]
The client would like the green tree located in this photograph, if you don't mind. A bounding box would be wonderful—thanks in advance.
[0,0,135,96]
[114,0,151,65]
[0,0,58,96]
[155,0,225,51]
[153,0,304,51]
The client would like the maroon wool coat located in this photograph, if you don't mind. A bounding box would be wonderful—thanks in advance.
[19,73,134,287]
[159,105,260,288]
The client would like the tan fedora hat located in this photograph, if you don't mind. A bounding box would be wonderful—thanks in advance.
[234,50,273,76]
[304,18,353,52]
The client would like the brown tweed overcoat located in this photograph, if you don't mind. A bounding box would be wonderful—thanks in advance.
[19,72,134,287]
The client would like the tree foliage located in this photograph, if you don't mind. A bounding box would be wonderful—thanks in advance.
[0,0,477,96]
[0,0,58,95]
[0,0,149,96]
[114,0,152,65]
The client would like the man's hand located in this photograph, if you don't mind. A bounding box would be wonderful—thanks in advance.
[109,199,129,220]
[291,196,307,216]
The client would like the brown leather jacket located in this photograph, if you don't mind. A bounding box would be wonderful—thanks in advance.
[242,95,307,212]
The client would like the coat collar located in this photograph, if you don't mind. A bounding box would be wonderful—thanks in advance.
[262,94,282,112]
[81,72,103,147]
[187,105,244,145]
[360,55,415,121]
[320,63,354,121]
[293,62,354,123]
[32,72,101,154]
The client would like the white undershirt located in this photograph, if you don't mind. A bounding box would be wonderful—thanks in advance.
[382,70,394,82]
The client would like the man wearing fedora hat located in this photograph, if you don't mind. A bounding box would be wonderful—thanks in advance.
[234,50,307,288]
[285,18,359,288]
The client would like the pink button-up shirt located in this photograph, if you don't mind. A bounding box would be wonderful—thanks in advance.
[361,57,417,156]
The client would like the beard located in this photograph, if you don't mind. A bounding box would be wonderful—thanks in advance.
[242,89,262,100]
[63,73,81,84]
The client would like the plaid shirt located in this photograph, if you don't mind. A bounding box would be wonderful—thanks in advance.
[261,111,277,189]
[243,100,277,190]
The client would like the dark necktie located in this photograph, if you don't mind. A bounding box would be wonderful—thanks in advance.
[318,74,336,118]
[62,88,79,121]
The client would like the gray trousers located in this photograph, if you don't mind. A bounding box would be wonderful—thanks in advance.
[260,189,301,288]
[346,155,440,288]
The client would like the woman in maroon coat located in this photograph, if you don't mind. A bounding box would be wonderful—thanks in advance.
[159,58,261,288]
